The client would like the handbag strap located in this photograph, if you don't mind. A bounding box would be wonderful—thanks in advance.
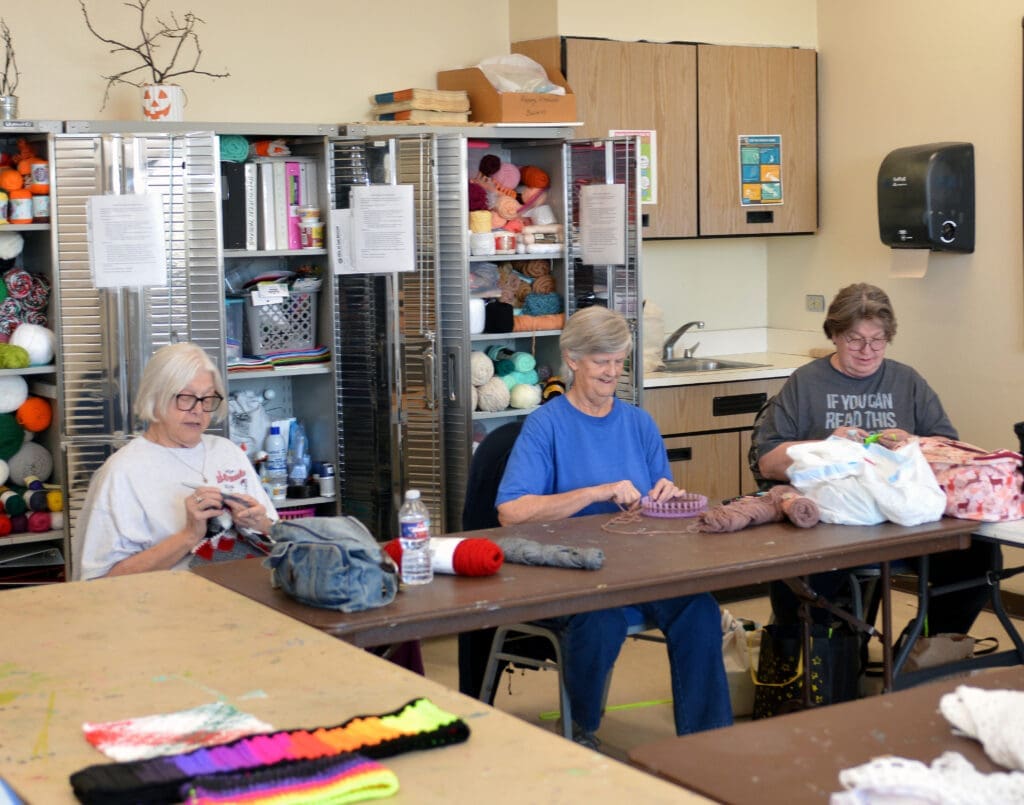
[748,637,804,688]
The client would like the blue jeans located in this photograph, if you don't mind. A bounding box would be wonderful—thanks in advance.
[546,593,733,735]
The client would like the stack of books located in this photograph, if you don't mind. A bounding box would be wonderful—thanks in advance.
[369,88,471,123]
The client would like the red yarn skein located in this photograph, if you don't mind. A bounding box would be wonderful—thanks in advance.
[383,537,504,577]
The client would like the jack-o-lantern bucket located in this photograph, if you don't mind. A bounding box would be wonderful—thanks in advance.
[141,84,185,122]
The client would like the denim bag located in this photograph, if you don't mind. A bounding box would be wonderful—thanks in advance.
[263,516,398,612]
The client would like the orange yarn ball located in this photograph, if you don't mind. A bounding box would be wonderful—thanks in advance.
[15,396,51,432]
[520,165,550,189]
[0,168,23,192]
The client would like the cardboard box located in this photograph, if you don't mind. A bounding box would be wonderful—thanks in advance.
[437,66,576,124]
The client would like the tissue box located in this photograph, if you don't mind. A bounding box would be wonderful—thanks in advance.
[437,66,576,123]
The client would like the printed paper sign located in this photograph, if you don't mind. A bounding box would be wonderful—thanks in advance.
[739,134,784,206]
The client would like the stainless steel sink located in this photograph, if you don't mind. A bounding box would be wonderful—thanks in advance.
[657,357,770,373]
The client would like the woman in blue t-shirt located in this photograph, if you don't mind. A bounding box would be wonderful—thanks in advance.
[496,307,732,748]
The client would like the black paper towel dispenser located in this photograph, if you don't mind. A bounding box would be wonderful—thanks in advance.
[877,142,974,252]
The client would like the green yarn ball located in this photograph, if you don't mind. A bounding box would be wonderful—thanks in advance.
[0,414,24,461]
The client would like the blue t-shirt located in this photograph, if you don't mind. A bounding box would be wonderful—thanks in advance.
[496,395,671,517]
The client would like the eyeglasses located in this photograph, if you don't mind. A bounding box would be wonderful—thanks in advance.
[174,393,223,413]
[842,334,889,352]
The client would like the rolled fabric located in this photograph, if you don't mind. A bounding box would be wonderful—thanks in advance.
[767,483,820,528]
[496,536,604,570]
[698,495,783,533]
[383,536,503,576]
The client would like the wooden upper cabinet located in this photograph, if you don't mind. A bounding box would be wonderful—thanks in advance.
[511,38,817,239]
[697,44,818,236]
[513,37,698,239]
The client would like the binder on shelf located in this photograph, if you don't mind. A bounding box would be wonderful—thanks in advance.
[220,161,247,250]
[256,160,277,250]
[243,162,257,250]
[285,161,302,250]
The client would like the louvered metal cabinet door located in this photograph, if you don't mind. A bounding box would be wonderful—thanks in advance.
[565,137,643,405]
[52,131,223,562]
[330,136,445,537]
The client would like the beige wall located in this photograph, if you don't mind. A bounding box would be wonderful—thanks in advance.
[769,1,1022,453]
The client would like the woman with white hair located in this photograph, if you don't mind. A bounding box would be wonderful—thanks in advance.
[496,306,732,747]
[74,342,277,580]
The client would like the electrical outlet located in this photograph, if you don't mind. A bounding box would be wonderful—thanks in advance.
[806,294,825,313]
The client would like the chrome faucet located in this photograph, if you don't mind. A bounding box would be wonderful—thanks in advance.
[662,320,705,361]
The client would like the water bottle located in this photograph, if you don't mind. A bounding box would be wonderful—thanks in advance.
[264,425,288,504]
[398,489,432,585]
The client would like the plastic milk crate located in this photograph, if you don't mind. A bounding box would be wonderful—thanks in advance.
[244,292,318,356]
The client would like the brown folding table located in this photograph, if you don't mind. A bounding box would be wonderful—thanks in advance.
[628,665,1024,804]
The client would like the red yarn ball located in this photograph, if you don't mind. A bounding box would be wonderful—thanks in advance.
[521,165,550,189]
[468,181,489,212]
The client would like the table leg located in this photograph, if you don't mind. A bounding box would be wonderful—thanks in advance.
[881,560,893,692]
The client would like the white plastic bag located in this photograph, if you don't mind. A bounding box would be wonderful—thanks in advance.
[786,436,946,526]
[476,54,566,94]
[786,437,883,525]
[860,439,946,526]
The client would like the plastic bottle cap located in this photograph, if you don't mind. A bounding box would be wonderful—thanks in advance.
[406,489,420,500]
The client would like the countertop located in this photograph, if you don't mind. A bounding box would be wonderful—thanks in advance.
[643,351,813,388]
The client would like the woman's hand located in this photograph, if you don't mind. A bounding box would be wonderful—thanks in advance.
[834,426,870,442]
[647,477,685,503]
[600,480,643,510]
[185,485,224,545]
[223,493,274,534]
[875,428,913,449]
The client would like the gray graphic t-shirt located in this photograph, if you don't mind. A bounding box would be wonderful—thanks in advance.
[753,356,957,461]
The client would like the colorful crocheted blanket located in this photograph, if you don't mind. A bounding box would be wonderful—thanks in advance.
[70,698,470,805]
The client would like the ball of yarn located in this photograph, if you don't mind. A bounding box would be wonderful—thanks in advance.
[27,511,51,532]
[0,414,24,460]
[470,385,478,411]
[22,272,50,311]
[0,489,24,516]
[495,195,521,220]
[520,165,550,189]
[10,323,55,365]
[3,268,32,299]
[531,274,555,295]
[0,232,23,261]
[0,375,28,413]
[24,489,48,512]
[49,510,64,530]
[0,514,10,536]
[468,181,489,212]
[509,383,542,409]
[470,351,494,386]
[499,373,518,391]
[0,343,28,369]
[511,351,536,372]
[493,162,521,191]
[0,459,8,486]
[0,168,22,192]
[7,441,52,485]
[15,396,50,432]
[542,376,566,402]
[9,513,26,533]
[478,154,501,177]
[477,376,510,412]
[522,292,564,316]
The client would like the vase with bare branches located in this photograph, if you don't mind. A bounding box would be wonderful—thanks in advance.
[0,18,19,120]
[80,0,229,120]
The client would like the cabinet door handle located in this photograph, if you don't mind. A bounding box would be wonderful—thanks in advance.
[666,447,693,463]
[713,393,767,417]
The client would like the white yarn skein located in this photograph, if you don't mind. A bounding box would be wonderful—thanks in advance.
[477,377,510,412]
[509,383,541,409]
[470,351,494,386]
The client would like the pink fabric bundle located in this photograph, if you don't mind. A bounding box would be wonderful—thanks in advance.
[918,436,1024,522]
[698,485,820,532]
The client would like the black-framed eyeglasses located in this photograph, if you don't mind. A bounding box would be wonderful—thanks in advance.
[174,393,224,413]
[842,334,889,352]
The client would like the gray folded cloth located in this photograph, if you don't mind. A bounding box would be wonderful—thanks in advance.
[496,537,604,570]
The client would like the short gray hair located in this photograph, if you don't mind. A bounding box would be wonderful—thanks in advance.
[560,307,633,382]
[134,342,227,425]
